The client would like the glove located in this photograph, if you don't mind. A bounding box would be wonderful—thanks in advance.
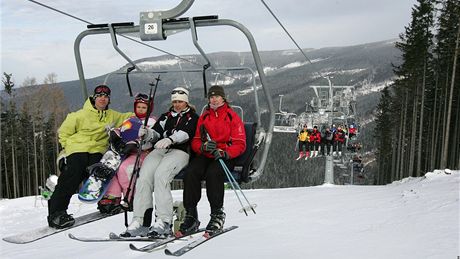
[139,126,155,142]
[200,140,217,153]
[138,125,147,138]
[105,123,115,133]
[211,149,229,160]
[154,137,173,149]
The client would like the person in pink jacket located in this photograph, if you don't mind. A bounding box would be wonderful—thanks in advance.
[97,93,156,214]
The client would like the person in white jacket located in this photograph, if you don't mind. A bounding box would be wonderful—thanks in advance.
[121,87,198,237]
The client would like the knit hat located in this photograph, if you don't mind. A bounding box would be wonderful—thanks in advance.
[207,85,225,99]
[171,87,189,103]
[94,84,111,97]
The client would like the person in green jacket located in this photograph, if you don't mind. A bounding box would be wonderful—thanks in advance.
[47,84,132,229]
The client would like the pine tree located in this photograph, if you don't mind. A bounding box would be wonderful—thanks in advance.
[392,0,435,178]
[434,0,460,169]
[374,86,393,183]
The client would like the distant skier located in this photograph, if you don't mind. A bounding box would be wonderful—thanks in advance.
[310,126,321,157]
[348,123,357,138]
[323,127,333,155]
[333,126,346,156]
[331,124,337,133]
[296,125,309,160]
[97,93,156,214]
[47,85,132,229]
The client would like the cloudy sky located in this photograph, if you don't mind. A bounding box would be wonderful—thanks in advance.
[1,0,416,87]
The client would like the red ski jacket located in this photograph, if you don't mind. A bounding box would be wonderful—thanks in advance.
[192,103,246,159]
[310,129,321,143]
[334,129,346,143]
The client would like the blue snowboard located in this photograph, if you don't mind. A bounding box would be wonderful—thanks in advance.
[78,117,143,203]
[78,150,122,203]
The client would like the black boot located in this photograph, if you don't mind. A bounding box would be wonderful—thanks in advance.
[176,207,200,237]
[47,211,75,229]
[206,208,226,234]
[97,196,122,215]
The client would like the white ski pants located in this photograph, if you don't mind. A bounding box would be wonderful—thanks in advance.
[132,148,189,224]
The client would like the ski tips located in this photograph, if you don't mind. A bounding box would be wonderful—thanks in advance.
[238,203,257,215]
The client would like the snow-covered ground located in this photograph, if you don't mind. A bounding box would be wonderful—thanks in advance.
[1,170,458,259]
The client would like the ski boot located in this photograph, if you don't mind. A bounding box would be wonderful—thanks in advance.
[47,211,75,229]
[206,208,226,235]
[176,207,200,237]
[97,196,122,215]
[120,218,149,237]
[148,220,173,238]
[296,152,304,160]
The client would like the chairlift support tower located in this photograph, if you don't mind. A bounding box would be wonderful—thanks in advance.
[309,77,355,184]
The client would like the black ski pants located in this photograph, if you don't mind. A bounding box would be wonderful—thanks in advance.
[182,155,235,212]
[298,141,308,152]
[48,152,102,215]
[333,141,343,152]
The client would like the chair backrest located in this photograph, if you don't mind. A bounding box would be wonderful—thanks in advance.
[232,122,257,183]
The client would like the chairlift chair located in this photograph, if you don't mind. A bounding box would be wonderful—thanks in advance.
[72,0,274,183]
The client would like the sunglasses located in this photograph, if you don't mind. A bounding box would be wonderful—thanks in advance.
[94,93,110,98]
[135,93,149,102]
[94,85,111,95]
[171,90,188,95]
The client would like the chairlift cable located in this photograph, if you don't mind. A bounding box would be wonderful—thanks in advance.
[259,0,311,64]
[27,0,194,64]
[259,0,327,80]
[27,0,93,25]
[27,0,241,83]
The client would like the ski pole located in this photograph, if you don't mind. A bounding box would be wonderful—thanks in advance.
[218,158,256,215]
[123,75,161,227]
[218,158,248,215]
[204,131,256,215]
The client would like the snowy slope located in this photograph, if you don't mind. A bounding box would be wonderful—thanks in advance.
[1,170,458,259]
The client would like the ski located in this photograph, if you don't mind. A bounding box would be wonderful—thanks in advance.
[129,228,206,252]
[2,211,121,244]
[68,232,161,242]
[164,226,238,257]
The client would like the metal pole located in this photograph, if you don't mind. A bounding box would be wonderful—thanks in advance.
[350,160,354,185]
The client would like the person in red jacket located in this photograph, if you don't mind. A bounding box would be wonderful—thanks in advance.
[310,126,322,157]
[177,85,246,237]
[333,126,346,156]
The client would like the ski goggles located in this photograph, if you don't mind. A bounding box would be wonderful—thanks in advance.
[94,85,111,96]
[135,93,149,102]
[171,89,188,95]
[94,93,110,98]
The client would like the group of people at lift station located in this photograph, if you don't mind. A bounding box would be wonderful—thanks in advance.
[295,123,358,160]
[46,83,247,239]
